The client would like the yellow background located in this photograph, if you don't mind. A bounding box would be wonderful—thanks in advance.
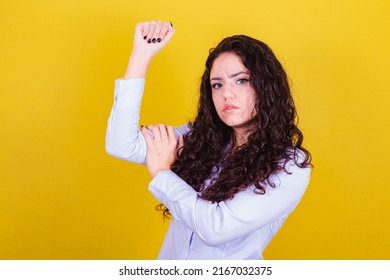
[1,0,389,259]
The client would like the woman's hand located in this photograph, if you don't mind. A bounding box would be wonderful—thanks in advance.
[141,124,183,178]
[133,21,175,58]
[125,20,175,79]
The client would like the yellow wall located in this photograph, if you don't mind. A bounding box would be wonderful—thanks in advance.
[1,0,389,259]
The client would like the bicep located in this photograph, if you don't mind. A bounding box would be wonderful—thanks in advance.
[106,122,190,164]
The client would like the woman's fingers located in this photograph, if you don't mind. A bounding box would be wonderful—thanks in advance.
[146,124,176,145]
[136,21,150,40]
[178,135,184,149]
[145,125,161,143]
[166,125,176,143]
[151,21,163,43]
[154,21,171,43]
[137,20,174,44]
[175,135,184,158]
[140,127,153,148]
[141,124,178,178]
[131,20,175,61]
[146,21,158,43]
[163,22,175,43]
[142,124,178,155]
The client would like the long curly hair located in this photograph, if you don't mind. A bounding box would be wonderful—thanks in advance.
[159,35,311,217]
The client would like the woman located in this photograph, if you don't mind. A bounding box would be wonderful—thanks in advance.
[106,20,312,260]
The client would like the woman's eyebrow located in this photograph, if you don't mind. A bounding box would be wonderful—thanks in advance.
[228,71,249,78]
[210,71,249,81]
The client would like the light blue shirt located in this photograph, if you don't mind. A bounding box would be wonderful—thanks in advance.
[106,78,311,259]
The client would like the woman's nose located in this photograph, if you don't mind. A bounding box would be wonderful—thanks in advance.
[222,84,235,99]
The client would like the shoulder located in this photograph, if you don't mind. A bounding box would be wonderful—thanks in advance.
[174,123,191,138]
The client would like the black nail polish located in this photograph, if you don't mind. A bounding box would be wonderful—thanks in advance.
[170,22,173,27]
[143,36,147,40]
[147,38,151,43]
[152,38,156,43]
[157,38,161,43]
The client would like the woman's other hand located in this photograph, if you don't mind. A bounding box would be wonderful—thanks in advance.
[141,124,180,178]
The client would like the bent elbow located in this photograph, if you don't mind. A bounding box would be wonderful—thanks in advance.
[105,141,145,164]
[105,145,130,161]
[105,142,124,159]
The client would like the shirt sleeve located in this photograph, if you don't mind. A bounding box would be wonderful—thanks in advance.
[105,78,189,164]
[148,157,311,246]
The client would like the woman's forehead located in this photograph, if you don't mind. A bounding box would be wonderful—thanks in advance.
[210,52,249,76]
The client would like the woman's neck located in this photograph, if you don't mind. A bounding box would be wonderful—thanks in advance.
[233,128,253,150]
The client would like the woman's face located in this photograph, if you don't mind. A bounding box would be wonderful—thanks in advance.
[210,52,257,135]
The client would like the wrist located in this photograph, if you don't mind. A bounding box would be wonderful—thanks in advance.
[151,168,171,178]
[124,52,153,79]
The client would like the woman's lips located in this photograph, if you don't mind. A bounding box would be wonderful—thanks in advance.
[223,105,238,111]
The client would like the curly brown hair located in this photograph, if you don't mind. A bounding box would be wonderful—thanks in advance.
[160,35,311,217]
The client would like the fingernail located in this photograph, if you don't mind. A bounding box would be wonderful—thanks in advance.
[147,38,151,43]
[152,38,156,43]
[157,38,161,43]
[143,36,147,40]
[170,22,173,27]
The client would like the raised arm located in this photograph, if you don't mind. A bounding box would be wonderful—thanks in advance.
[105,21,181,164]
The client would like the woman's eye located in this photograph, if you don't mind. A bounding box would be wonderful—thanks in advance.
[211,83,222,89]
[237,78,249,85]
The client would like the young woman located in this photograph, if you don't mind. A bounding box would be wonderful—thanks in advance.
[106,20,312,260]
